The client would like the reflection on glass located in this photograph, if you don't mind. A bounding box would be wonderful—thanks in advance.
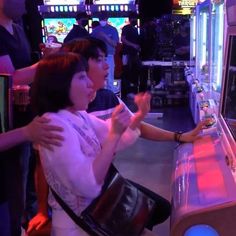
[222,36,236,140]
[210,3,224,93]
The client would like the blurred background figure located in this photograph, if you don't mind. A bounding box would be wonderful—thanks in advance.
[91,11,119,93]
[121,12,141,99]
[173,19,190,60]
[63,12,89,43]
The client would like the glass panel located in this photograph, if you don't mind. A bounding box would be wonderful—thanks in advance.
[210,3,224,94]
[222,36,236,140]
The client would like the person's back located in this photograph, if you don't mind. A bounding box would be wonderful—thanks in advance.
[63,12,89,43]
[121,12,141,97]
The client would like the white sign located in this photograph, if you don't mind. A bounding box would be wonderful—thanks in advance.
[43,0,85,5]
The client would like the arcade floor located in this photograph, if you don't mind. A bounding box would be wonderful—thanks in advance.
[114,104,195,236]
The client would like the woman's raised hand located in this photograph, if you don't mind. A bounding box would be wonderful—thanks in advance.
[134,92,151,119]
[110,104,131,136]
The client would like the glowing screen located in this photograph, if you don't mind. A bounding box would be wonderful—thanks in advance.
[43,18,76,43]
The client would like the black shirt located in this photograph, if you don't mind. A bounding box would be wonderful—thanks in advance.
[63,24,89,43]
[0,23,31,69]
[121,24,140,56]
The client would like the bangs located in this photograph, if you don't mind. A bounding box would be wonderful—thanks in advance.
[75,56,89,73]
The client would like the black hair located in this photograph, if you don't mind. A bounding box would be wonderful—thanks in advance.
[75,12,88,21]
[31,52,88,115]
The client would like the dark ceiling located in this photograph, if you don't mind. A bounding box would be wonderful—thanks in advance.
[139,0,172,19]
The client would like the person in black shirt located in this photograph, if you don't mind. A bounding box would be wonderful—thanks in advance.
[121,12,141,98]
[63,12,89,43]
[0,0,33,235]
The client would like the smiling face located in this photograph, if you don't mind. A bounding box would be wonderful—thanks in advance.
[69,71,94,112]
[87,49,109,91]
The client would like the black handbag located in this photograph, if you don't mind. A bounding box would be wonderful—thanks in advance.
[51,164,156,236]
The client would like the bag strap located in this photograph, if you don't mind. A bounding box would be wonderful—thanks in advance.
[50,187,98,236]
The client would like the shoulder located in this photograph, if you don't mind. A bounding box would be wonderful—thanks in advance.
[87,89,120,119]
[43,110,80,129]
[91,89,119,108]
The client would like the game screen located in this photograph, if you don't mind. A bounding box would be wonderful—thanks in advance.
[91,17,129,39]
[43,18,76,43]
[43,0,85,5]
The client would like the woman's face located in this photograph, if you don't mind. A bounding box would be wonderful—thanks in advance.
[68,71,94,112]
[87,49,109,91]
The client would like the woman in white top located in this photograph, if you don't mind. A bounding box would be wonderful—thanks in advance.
[30,52,150,236]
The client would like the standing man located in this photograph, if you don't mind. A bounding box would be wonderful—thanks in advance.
[63,12,89,43]
[91,11,119,93]
[0,0,32,235]
[121,12,141,99]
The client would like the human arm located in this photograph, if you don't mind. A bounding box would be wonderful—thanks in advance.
[98,31,118,48]
[0,116,64,152]
[27,154,49,233]
[0,54,37,85]
[116,93,204,143]
[129,92,151,130]
[140,120,206,143]
[13,62,38,85]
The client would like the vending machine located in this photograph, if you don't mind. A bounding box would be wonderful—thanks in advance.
[189,0,224,124]
[170,1,236,235]
[38,0,87,43]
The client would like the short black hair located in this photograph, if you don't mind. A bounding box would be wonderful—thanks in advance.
[62,37,107,59]
[98,11,108,20]
[128,12,138,20]
[75,12,88,21]
[31,52,88,115]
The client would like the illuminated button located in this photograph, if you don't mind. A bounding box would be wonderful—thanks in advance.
[184,225,219,236]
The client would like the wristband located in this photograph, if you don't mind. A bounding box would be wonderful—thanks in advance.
[174,131,183,143]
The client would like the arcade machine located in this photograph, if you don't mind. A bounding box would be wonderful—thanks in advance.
[170,1,236,235]
[192,0,212,124]
[38,0,87,43]
[189,0,223,124]
[88,0,138,37]
[209,0,224,107]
